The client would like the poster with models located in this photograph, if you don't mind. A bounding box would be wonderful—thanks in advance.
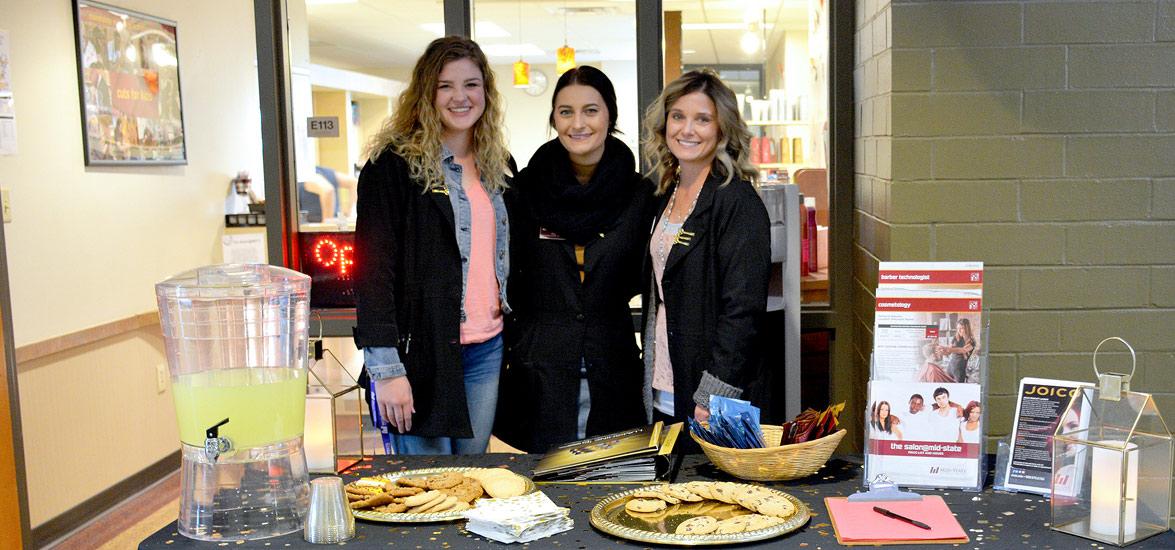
[865,381,984,489]
[73,1,186,165]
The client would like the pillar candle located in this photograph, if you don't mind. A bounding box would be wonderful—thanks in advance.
[1089,441,1138,537]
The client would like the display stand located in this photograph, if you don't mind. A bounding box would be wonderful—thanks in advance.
[863,312,990,493]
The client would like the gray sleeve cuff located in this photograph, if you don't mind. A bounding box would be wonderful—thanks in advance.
[692,370,743,409]
[363,346,407,380]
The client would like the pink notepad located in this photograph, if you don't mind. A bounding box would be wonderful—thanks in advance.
[825,496,969,545]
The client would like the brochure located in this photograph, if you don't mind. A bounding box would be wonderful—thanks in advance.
[865,381,984,488]
[1003,378,1091,496]
[872,287,984,384]
[532,422,683,483]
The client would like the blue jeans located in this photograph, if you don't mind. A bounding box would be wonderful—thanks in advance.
[391,333,502,455]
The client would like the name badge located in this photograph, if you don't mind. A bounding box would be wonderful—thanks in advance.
[538,227,565,241]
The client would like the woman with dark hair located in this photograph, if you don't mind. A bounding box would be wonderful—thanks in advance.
[640,69,772,424]
[494,66,655,452]
[353,36,513,455]
[869,401,903,441]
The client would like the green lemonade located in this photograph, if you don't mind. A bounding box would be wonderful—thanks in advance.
[172,367,307,448]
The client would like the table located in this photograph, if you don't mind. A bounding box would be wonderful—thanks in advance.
[141,453,1173,548]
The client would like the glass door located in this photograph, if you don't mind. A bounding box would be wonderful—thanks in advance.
[663,0,831,306]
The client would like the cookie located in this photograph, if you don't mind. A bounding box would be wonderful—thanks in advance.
[624,498,667,514]
[714,515,750,534]
[709,483,741,504]
[420,495,459,513]
[440,477,484,503]
[750,496,796,519]
[402,489,443,508]
[408,492,448,513]
[734,486,773,510]
[675,515,719,535]
[426,471,465,490]
[373,502,408,514]
[482,473,527,498]
[382,484,424,497]
[683,481,716,500]
[742,514,785,531]
[663,484,703,502]
[349,492,394,510]
[449,501,472,512]
[397,476,431,489]
[631,488,679,504]
[345,484,382,497]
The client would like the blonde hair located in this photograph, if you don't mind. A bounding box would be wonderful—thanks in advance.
[641,69,756,195]
[365,36,510,192]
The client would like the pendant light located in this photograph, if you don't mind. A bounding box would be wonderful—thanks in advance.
[555,0,576,74]
[512,0,529,87]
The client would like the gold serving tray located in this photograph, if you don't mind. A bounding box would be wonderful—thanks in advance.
[351,467,536,523]
[589,485,810,546]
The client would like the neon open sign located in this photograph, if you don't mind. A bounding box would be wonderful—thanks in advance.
[297,232,356,308]
[312,237,354,276]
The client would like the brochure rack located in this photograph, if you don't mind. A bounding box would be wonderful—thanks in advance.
[864,271,991,493]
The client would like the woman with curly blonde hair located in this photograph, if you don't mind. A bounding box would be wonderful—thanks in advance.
[639,69,773,426]
[354,36,514,455]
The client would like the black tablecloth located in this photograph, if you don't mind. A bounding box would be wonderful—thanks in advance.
[140,453,1173,548]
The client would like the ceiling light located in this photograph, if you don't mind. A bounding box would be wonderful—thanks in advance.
[682,49,697,55]
[513,60,530,88]
[681,22,775,31]
[420,21,511,38]
[740,31,761,54]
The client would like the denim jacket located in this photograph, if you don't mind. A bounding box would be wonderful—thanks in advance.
[365,147,511,380]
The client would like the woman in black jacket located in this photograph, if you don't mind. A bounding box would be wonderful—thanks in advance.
[353,37,513,455]
[495,66,655,452]
[640,69,772,424]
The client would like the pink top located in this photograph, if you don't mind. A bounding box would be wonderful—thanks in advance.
[460,180,503,344]
[650,219,679,394]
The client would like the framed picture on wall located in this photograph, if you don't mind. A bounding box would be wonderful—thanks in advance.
[71,0,186,165]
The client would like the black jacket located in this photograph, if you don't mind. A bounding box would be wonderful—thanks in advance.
[641,173,772,422]
[494,138,656,452]
[353,148,509,438]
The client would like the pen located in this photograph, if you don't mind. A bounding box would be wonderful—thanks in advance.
[873,506,931,530]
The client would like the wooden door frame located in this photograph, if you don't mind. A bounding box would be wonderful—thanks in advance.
[0,219,32,548]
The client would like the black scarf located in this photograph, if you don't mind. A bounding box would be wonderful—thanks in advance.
[521,135,637,245]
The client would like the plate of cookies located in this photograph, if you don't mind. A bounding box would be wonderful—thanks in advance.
[347,467,535,523]
[589,481,809,545]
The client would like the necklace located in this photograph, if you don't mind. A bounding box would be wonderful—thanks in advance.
[656,180,701,266]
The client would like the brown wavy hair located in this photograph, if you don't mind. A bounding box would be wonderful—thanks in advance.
[641,69,756,195]
[364,36,510,192]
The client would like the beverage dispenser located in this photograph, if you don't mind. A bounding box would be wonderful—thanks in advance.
[156,264,311,541]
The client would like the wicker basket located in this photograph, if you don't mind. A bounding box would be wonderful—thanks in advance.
[690,424,846,481]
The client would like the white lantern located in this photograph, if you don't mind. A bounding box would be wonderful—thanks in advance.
[304,348,364,474]
[1051,338,1172,547]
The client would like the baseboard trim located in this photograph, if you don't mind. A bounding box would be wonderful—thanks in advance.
[32,450,179,548]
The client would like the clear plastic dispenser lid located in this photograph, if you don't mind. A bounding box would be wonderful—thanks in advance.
[155,264,311,377]
[156,263,310,300]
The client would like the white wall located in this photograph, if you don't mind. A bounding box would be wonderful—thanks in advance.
[0,0,263,527]
[0,0,264,345]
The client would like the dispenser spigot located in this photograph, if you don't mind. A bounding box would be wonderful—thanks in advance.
[203,418,232,461]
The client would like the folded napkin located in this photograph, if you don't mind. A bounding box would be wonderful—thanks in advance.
[464,491,574,543]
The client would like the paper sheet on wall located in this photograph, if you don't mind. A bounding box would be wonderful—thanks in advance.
[0,30,15,156]
[0,96,15,156]
[222,232,267,264]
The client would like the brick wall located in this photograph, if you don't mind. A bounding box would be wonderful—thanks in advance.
[853,0,1175,477]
